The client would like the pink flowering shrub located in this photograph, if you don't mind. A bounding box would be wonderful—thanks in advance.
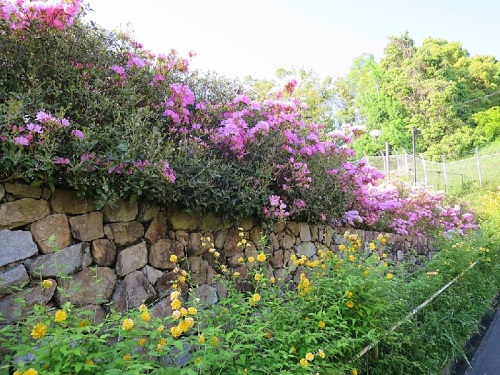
[0,1,476,236]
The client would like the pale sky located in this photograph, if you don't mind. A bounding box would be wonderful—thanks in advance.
[85,0,500,80]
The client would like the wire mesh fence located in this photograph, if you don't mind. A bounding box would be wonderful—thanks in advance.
[364,148,500,191]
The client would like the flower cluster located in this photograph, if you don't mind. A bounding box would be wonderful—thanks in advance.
[0,0,81,30]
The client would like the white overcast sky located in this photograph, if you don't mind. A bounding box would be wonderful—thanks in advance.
[85,0,500,80]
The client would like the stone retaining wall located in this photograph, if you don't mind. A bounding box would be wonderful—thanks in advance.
[0,183,433,325]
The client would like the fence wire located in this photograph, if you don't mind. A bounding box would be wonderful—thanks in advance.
[364,149,500,191]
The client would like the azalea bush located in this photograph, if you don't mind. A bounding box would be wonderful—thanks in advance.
[0,0,476,236]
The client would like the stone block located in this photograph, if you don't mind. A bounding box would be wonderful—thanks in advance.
[4,183,41,199]
[111,271,156,311]
[141,265,163,285]
[91,239,116,266]
[101,198,138,222]
[27,242,92,278]
[299,223,312,242]
[144,212,167,244]
[55,267,116,306]
[168,209,201,231]
[0,230,38,267]
[69,211,104,241]
[149,239,184,270]
[50,189,95,214]
[137,203,160,222]
[30,214,71,254]
[116,241,148,277]
[0,198,50,229]
[0,264,30,294]
[106,221,144,246]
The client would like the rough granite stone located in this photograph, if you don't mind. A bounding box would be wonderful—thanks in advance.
[299,223,312,242]
[201,212,230,231]
[168,209,201,231]
[27,242,92,278]
[0,230,38,268]
[106,221,144,246]
[295,242,316,258]
[0,264,30,294]
[4,183,41,199]
[223,229,241,257]
[55,267,116,306]
[137,203,160,222]
[141,265,164,285]
[30,214,71,254]
[191,284,218,309]
[0,184,5,201]
[144,211,167,244]
[149,239,184,269]
[101,199,138,223]
[111,271,156,311]
[69,211,104,241]
[91,239,116,266]
[116,241,148,277]
[0,198,51,229]
[0,279,56,324]
[50,189,96,214]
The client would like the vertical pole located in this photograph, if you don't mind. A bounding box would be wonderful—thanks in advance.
[386,141,390,181]
[396,152,400,175]
[476,147,483,186]
[412,127,417,185]
[442,155,449,192]
[421,154,428,186]
[404,151,409,180]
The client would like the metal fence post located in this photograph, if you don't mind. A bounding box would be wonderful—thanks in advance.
[442,155,449,192]
[475,147,483,186]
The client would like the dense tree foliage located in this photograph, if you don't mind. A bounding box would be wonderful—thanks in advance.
[337,33,500,159]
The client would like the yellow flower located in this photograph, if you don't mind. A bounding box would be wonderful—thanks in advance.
[254,273,261,281]
[185,317,195,328]
[300,358,308,367]
[211,335,219,345]
[138,337,146,346]
[318,349,325,358]
[171,298,182,310]
[346,300,354,309]
[339,244,346,251]
[31,323,47,339]
[180,307,188,317]
[247,256,255,263]
[290,254,297,261]
[270,277,276,284]
[237,257,244,263]
[349,254,355,262]
[54,309,67,322]
[170,290,180,300]
[187,306,197,315]
[170,325,182,338]
[241,239,247,245]
[41,279,53,289]
[122,318,134,330]
[159,338,167,345]
[23,369,38,375]
[198,334,205,343]
[251,293,261,303]
[178,275,186,283]
[172,310,181,320]
[233,271,240,278]
[213,251,220,258]
[157,325,165,333]
[352,370,358,375]
[305,352,315,361]
[257,253,266,262]
[156,344,163,352]
[14,371,23,375]
[123,354,131,361]
[386,273,394,280]
[179,319,190,333]
[318,320,326,329]
[347,291,353,299]
[169,254,178,263]
[369,242,376,251]
[139,303,148,312]
[141,311,151,322]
